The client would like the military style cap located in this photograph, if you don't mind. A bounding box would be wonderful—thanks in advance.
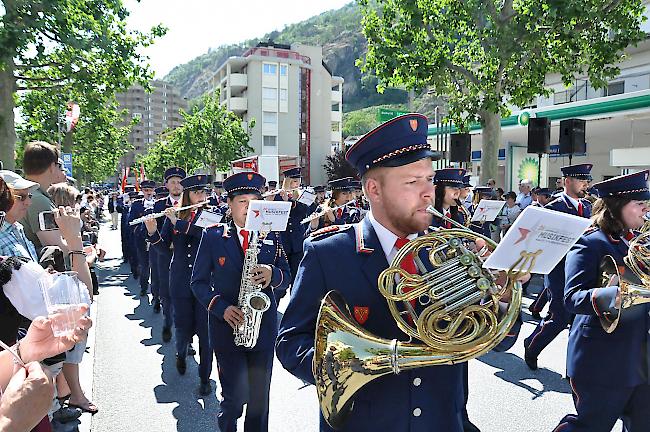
[561,164,593,181]
[462,174,472,188]
[181,174,212,191]
[282,167,301,179]
[328,177,354,191]
[345,113,441,176]
[164,167,186,181]
[591,171,650,200]
[154,186,168,197]
[223,172,266,196]
[140,180,156,189]
[434,168,466,187]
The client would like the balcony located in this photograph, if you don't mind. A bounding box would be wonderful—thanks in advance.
[230,73,248,89]
[331,111,342,122]
[331,130,342,142]
[331,90,342,103]
[229,97,248,113]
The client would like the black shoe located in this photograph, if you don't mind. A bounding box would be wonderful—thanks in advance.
[199,380,211,396]
[162,326,172,343]
[176,355,186,375]
[530,310,542,320]
[463,419,481,432]
[153,298,161,313]
[187,344,196,356]
[524,346,538,370]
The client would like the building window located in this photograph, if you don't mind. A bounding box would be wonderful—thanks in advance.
[263,135,277,147]
[606,81,624,96]
[263,63,277,75]
[263,111,277,125]
[280,64,288,76]
[263,87,277,100]
[280,89,288,101]
[132,112,142,120]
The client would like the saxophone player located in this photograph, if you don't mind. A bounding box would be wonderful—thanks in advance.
[190,172,290,432]
[276,114,465,432]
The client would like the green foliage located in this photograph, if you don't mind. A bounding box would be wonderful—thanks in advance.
[359,0,647,129]
[138,91,255,179]
[16,89,131,183]
[0,0,166,169]
[323,149,358,181]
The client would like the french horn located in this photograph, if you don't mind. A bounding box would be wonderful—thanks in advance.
[314,206,533,429]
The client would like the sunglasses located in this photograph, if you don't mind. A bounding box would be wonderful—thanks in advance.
[13,193,33,201]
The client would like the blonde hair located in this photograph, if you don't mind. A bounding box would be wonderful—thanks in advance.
[47,182,79,207]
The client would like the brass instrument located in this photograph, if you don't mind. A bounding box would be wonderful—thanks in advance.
[597,230,650,333]
[314,205,533,429]
[455,199,473,228]
[128,201,209,225]
[300,200,357,224]
[234,229,271,348]
[640,214,650,233]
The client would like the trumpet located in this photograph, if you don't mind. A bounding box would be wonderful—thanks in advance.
[261,187,303,198]
[300,200,356,224]
[128,201,209,225]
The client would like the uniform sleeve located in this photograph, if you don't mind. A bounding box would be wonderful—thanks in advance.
[564,236,619,317]
[174,218,204,238]
[276,240,327,384]
[268,237,290,297]
[190,229,230,321]
[148,218,172,250]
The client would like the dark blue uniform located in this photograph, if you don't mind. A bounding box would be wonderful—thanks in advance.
[276,218,464,432]
[524,193,591,359]
[274,194,309,284]
[191,223,290,432]
[308,201,360,232]
[128,198,154,295]
[116,197,133,268]
[553,228,650,431]
[150,196,179,330]
[149,208,212,382]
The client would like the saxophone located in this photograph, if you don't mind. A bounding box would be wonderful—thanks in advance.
[233,230,271,348]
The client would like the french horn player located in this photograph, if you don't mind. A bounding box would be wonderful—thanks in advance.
[554,170,650,432]
[276,114,523,432]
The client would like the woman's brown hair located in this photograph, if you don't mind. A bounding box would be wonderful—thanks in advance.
[0,178,14,213]
[177,189,206,221]
[591,197,631,237]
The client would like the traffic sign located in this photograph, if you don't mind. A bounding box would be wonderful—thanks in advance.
[61,153,73,177]
[377,108,410,123]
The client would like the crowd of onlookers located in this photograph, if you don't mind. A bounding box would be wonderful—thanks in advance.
[0,141,107,431]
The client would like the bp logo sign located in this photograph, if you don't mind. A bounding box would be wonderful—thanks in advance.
[517,111,531,126]
[518,157,539,185]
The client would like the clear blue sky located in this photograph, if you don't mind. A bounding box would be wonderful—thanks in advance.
[124,0,352,78]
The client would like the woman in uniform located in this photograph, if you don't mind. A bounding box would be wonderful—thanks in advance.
[145,174,213,396]
[307,177,359,232]
[430,168,467,228]
[554,170,650,432]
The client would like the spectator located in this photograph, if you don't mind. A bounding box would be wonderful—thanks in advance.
[487,178,496,189]
[495,187,505,201]
[108,192,119,229]
[500,191,522,236]
[0,314,91,432]
[536,188,554,207]
[47,182,78,208]
[0,173,39,261]
[555,177,564,192]
[516,179,533,209]
[20,141,67,253]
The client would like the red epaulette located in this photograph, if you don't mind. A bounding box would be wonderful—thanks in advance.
[309,224,353,240]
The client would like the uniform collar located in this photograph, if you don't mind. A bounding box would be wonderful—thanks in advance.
[366,210,417,261]
[562,192,579,210]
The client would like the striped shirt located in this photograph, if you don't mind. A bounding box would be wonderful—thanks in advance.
[0,221,39,261]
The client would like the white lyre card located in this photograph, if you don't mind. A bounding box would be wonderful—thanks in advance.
[194,210,223,228]
[245,200,292,232]
[483,206,592,274]
[471,199,506,222]
[298,188,316,206]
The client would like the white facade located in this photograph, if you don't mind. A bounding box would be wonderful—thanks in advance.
[212,42,344,185]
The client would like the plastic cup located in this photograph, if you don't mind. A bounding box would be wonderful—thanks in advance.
[39,271,87,337]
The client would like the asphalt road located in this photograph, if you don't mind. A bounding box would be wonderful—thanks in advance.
[84,223,621,432]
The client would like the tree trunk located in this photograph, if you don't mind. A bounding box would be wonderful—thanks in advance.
[478,110,502,185]
[209,163,216,180]
[0,57,17,170]
[62,130,73,154]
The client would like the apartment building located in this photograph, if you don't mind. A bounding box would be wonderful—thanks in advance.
[115,80,187,168]
[213,41,344,185]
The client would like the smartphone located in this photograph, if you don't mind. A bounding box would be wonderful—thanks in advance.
[38,211,59,231]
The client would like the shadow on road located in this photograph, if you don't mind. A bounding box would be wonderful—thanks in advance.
[98,259,221,431]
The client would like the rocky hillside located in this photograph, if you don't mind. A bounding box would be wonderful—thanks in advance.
[163,2,408,112]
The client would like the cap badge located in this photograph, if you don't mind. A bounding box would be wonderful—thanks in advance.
[247,173,253,181]
[409,119,418,132]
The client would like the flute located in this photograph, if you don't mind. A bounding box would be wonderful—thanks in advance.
[261,187,304,198]
[128,201,209,225]
[300,200,357,224]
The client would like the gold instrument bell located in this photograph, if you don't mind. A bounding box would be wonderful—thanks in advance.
[598,230,650,333]
[313,207,531,429]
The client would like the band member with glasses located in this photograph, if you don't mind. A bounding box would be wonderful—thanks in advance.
[146,174,213,395]
[191,172,290,432]
[553,171,650,432]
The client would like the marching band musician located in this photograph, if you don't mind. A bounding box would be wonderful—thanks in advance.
[191,172,290,432]
[117,187,131,263]
[553,171,650,432]
[150,167,186,341]
[276,113,466,432]
[128,179,156,296]
[469,187,498,239]
[308,185,326,215]
[148,186,169,315]
[460,174,473,210]
[430,168,467,228]
[307,177,360,232]
[145,174,213,396]
[126,190,142,278]
[270,167,310,285]
[523,164,593,370]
